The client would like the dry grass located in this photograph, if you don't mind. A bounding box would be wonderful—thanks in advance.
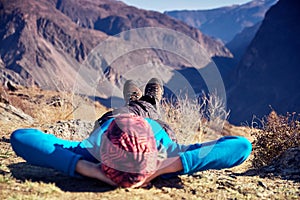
[161,92,229,144]
[0,85,108,137]
[1,85,71,123]
[251,111,300,168]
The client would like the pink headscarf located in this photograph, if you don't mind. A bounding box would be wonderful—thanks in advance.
[100,114,158,187]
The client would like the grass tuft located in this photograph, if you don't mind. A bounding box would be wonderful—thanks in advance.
[161,92,229,144]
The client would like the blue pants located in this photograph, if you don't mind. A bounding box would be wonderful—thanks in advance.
[10,120,252,178]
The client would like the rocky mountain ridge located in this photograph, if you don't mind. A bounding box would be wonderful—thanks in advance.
[165,0,278,43]
[227,0,300,124]
[226,22,262,62]
[0,0,231,96]
[0,0,107,90]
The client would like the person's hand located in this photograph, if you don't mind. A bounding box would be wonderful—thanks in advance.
[75,159,117,186]
[76,157,183,188]
[131,156,184,188]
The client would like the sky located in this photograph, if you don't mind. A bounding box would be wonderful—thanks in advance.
[119,0,253,12]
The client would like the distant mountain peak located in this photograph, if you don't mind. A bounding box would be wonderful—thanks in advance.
[165,0,278,43]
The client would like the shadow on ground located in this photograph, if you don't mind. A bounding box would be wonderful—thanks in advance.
[8,162,184,192]
[233,167,300,183]
[234,147,300,183]
[0,136,10,143]
[8,162,114,192]
[151,176,184,189]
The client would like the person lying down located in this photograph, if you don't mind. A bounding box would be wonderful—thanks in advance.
[10,114,252,188]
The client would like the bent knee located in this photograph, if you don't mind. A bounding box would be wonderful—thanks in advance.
[220,136,252,167]
[232,136,252,158]
[220,136,252,157]
[234,137,252,166]
[11,129,25,145]
[10,129,39,147]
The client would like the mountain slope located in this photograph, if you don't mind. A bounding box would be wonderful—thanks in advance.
[165,0,277,43]
[49,0,230,57]
[0,0,231,95]
[0,0,107,90]
[226,22,261,62]
[227,0,300,124]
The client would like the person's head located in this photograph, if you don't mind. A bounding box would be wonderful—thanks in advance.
[100,114,158,187]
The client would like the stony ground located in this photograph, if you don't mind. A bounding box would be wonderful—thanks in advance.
[0,86,299,199]
[1,136,299,200]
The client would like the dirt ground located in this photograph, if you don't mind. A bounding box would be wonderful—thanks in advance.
[0,87,299,199]
[1,135,299,200]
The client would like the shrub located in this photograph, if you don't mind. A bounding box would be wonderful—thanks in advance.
[251,111,300,168]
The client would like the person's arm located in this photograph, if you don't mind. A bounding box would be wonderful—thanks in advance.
[76,157,183,188]
[141,156,183,186]
[75,159,117,186]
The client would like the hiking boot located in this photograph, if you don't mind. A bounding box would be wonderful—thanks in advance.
[144,78,164,104]
[123,80,142,104]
